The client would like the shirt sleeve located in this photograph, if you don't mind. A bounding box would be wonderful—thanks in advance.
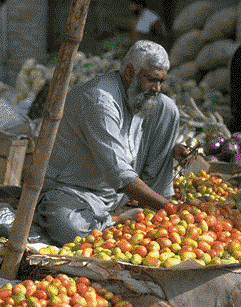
[77,87,139,191]
[135,9,160,34]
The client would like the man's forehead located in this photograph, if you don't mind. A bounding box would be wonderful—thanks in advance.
[144,65,168,78]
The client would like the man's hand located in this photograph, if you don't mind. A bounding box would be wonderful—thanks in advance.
[174,143,191,167]
[112,208,143,225]
[121,177,170,211]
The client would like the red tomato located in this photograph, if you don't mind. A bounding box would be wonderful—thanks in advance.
[12,284,26,295]
[212,241,224,252]
[205,215,217,227]
[216,215,226,221]
[76,283,89,295]
[60,279,72,289]
[122,226,131,235]
[135,212,145,223]
[169,214,181,225]
[169,232,181,244]
[22,280,35,289]
[0,289,12,300]
[140,237,152,246]
[222,220,233,232]
[56,274,69,281]
[135,222,147,232]
[79,242,92,250]
[186,226,200,240]
[208,249,218,258]
[179,204,193,213]
[102,241,116,249]
[152,215,163,224]
[83,289,97,303]
[33,290,48,300]
[58,286,67,295]
[231,229,241,235]
[198,241,211,252]
[194,212,207,223]
[70,293,83,305]
[118,240,133,253]
[26,288,36,297]
[157,229,169,239]
[183,214,195,224]
[178,245,193,256]
[4,297,15,305]
[113,229,123,239]
[165,203,177,215]
[132,245,148,257]
[168,225,178,233]
[160,220,172,229]
[231,232,241,241]
[125,219,131,225]
[224,237,232,246]
[157,209,167,219]
[216,232,227,242]
[211,222,223,233]
[146,229,158,239]
[44,275,54,283]
[193,248,204,259]
[19,300,28,307]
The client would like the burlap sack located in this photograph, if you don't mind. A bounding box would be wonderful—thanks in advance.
[203,6,237,42]
[169,30,205,67]
[173,1,215,34]
[195,40,240,70]
[148,267,241,307]
[170,61,198,81]
[201,68,230,92]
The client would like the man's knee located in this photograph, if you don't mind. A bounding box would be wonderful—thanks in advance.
[35,190,97,245]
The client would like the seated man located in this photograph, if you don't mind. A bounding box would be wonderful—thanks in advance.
[35,40,189,246]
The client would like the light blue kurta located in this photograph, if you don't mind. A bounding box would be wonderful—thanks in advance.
[35,70,180,245]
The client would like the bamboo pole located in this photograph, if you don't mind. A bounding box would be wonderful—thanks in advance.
[237,0,241,43]
[0,0,91,280]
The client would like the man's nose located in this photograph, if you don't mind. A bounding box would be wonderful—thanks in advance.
[151,82,161,93]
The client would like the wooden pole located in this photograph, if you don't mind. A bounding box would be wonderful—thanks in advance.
[237,0,241,43]
[0,0,91,280]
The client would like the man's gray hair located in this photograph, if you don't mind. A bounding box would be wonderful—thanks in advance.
[120,40,170,75]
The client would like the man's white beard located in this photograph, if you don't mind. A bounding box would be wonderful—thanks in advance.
[127,75,158,116]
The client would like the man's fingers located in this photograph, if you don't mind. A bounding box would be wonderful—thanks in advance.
[115,208,143,224]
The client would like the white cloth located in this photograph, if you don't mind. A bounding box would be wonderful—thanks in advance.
[135,8,160,34]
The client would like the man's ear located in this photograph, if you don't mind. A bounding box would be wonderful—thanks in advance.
[124,64,135,83]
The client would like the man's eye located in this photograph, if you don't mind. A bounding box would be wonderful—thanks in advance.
[148,78,164,83]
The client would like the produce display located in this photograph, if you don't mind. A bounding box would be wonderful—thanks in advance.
[171,170,241,203]
[0,274,132,307]
[11,52,121,106]
[38,172,241,269]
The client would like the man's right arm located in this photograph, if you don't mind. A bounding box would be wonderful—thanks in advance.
[121,176,170,210]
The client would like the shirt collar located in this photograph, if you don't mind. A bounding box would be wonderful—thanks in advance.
[115,70,135,114]
[115,70,128,101]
